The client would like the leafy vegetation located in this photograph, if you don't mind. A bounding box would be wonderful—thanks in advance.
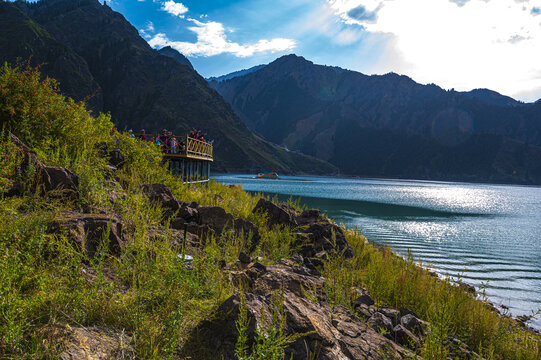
[0,63,539,359]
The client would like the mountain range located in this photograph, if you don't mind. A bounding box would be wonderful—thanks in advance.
[3,0,541,184]
[0,0,336,174]
[209,55,541,184]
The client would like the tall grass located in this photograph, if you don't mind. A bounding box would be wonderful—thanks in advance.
[321,229,541,359]
[1,62,539,359]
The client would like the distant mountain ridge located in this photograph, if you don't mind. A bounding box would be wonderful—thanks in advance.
[209,54,541,184]
[207,64,266,83]
[0,0,336,174]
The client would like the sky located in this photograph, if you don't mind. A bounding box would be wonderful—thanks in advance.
[104,0,541,102]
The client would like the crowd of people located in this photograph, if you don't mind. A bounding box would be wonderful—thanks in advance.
[124,128,212,154]
[189,128,213,145]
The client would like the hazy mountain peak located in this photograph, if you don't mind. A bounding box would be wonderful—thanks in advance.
[207,64,265,82]
[463,88,521,107]
[158,46,193,70]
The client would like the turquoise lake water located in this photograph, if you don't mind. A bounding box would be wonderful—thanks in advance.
[213,174,541,329]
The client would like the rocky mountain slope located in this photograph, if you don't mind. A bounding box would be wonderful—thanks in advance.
[0,0,335,174]
[209,55,541,184]
[0,2,103,111]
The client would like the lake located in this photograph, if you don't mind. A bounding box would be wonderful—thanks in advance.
[213,174,541,329]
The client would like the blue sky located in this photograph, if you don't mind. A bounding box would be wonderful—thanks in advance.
[109,1,541,101]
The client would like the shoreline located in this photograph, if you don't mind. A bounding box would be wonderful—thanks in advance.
[213,176,541,332]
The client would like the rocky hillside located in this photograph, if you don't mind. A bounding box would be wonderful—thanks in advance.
[0,0,335,174]
[209,54,541,184]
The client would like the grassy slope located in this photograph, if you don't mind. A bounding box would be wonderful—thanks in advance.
[0,65,540,359]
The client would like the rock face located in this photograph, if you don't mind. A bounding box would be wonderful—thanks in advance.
[41,325,133,360]
[48,213,125,257]
[253,198,298,227]
[253,198,353,259]
[198,206,235,234]
[141,183,181,217]
[40,165,79,193]
[182,262,416,360]
[9,132,79,196]
[300,222,353,259]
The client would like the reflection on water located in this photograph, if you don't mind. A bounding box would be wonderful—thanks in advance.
[214,174,541,329]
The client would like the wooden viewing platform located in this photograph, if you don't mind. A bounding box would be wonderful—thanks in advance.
[140,133,213,183]
[161,135,213,162]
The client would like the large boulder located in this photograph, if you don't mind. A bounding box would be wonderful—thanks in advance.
[368,312,394,336]
[182,262,416,360]
[252,198,298,227]
[296,209,321,226]
[48,213,125,257]
[141,183,181,217]
[400,314,428,337]
[40,325,133,360]
[299,223,353,259]
[198,206,235,234]
[9,132,79,196]
[40,165,79,193]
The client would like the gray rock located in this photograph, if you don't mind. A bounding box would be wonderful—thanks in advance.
[252,198,298,227]
[108,148,125,168]
[41,325,134,360]
[181,262,414,360]
[198,206,235,234]
[296,209,320,226]
[355,303,375,319]
[4,180,24,197]
[378,307,401,327]
[238,251,251,264]
[352,294,375,307]
[300,223,353,259]
[178,205,199,223]
[399,307,419,319]
[400,314,428,337]
[141,183,180,216]
[368,312,394,336]
[393,324,420,348]
[48,213,125,257]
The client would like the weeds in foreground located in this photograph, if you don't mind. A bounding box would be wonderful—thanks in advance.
[235,289,304,360]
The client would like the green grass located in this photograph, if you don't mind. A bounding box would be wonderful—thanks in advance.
[1,63,540,359]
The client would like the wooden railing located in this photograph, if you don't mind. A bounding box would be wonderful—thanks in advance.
[136,133,213,161]
[184,135,213,160]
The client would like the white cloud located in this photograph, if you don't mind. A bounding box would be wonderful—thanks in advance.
[327,0,541,101]
[139,21,155,39]
[148,19,296,57]
[161,0,188,17]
